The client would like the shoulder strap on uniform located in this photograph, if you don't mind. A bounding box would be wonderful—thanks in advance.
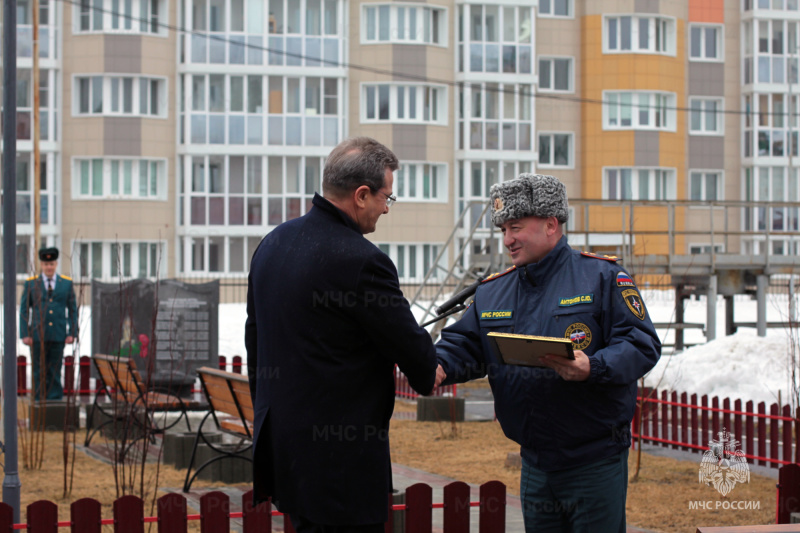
[580,251,619,262]
[26,275,37,281]
[59,275,72,281]
[481,266,517,283]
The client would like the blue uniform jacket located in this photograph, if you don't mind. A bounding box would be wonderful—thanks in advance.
[436,236,661,471]
[19,274,78,342]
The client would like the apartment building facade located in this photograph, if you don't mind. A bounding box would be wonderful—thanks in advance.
[3,0,798,292]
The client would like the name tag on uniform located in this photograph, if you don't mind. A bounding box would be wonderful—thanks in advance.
[480,310,513,320]
[558,294,594,307]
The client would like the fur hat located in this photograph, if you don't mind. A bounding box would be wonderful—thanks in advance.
[38,247,59,261]
[489,174,569,226]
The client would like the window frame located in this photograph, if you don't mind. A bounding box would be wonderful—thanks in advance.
[375,243,447,283]
[688,169,724,202]
[537,131,574,169]
[602,167,678,200]
[74,0,168,36]
[602,90,677,132]
[689,97,724,136]
[393,162,449,202]
[361,3,448,46]
[71,157,169,200]
[689,23,724,62]
[537,56,574,93]
[538,0,573,19]
[361,83,448,125]
[73,74,169,118]
[603,14,677,56]
[70,239,168,280]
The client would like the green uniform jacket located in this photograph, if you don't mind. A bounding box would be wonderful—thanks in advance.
[19,275,78,342]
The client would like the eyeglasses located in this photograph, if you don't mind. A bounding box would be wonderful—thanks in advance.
[378,190,397,207]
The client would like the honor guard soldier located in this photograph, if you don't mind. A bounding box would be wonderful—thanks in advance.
[434,174,661,533]
[20,247,78,401]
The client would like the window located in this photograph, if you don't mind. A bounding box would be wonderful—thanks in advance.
[538,57,573,92]
[180,235,263,274]
[75,75,167,117]
[538,0,571,17]
[745,0,800,10]
[690,24,722,61]
[743,166,800,233]
[747,93,800,158]
[376,243,445,283]
[750,19,800,84]
[17,0,57,58]
[689,244,724,254]
[180,154,323,228]
[604,168,677,200]
[1,152,56,226]
[363,4,446,45]
[689,171,723,201]
[538,133,573,168]
[394,163,447,201]
[362,84,446,125]
[605,15,675,55]
[457,4,533,74]
[16,68,58,141]
[73,158,167,199]
[459,83,533,151]
[689,98,723,135]
[183,74,343,147]
[76,0,166,35]
[604,91,676,131]
[73,240,166,279]
[457,160,533,231]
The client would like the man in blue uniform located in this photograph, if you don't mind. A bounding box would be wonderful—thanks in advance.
[20,247,78,401]
[435,174,661,532]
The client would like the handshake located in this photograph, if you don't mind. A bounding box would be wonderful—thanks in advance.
[429,364,447,395]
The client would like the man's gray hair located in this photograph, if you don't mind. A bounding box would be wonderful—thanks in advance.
[322,137,399,197]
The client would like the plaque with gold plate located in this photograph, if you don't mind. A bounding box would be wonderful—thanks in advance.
[487,332,575,367]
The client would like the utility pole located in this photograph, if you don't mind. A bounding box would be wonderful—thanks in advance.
[3,0,23,523]
[33,0,41,259]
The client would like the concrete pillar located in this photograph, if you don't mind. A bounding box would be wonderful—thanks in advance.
[725,295,736,336]
[757,275,768,337]
[706,276,717,342]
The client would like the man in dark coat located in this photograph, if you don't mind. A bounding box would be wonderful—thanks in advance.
[245,137,437,532]
[20,247,78,401]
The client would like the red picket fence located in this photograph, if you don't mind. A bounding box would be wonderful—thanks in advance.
[633,388,800,468]
[395,366,456,399]
[0,482,506,532]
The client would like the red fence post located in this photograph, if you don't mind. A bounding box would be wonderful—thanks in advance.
[479,481,506,533]
[64,355,75,396]
[651,391,659,442]
[218,355,227,372]
[242,491,271,533]
[27,500,58,533]
[660,390,668,449]
[200,491,229,533]
[746,400,755,463]
[701,395,709,447]
[771,403,780,468]
[690,393,699,449]
[405,483,433,533]
[722,397,731,435]
[734,399,743,450]
[79,356,91,396]
[17,355,27,396]
[777,464,800,523]
[670,391,678,449]
[0,502,12,533]
[796,407,800,464]
[443,481,470,533]
[384,493,394,533]
[759,402,767,466]
[157,493,187,533]
[70,498,101,533]
[233,355,243,374]
[711,396,720,438]
[113,495,144,533]
[284,515,297,533]
[783,405,793,465]
[680,392,688,451]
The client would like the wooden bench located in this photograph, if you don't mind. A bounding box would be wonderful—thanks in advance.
[182,367,253,492]
[84,354,192,448]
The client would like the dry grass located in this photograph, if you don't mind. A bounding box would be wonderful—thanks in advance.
[5,407,780,533]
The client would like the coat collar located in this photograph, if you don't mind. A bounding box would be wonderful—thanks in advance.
[520,235,571,286]
[312,193,363,234]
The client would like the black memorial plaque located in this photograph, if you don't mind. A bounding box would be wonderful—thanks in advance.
[92,279,219,395]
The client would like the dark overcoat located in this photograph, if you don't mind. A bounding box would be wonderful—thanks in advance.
[245,193,437,525]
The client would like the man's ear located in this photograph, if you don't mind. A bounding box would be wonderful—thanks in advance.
[354,185,371,208]
[546,216,559,235]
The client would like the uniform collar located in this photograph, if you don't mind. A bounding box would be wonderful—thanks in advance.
[520,236,570,286]
[312,193,362,234]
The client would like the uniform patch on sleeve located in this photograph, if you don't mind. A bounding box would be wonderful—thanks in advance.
[616,272,635,287]
[565,322,592,350]
[558,294,593,307]
[480,310,513,320]
[621,289,646,320]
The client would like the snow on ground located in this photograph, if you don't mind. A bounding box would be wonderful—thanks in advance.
[4,288,800,406]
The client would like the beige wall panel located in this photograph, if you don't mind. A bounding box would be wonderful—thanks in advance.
[583,0,636,17]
